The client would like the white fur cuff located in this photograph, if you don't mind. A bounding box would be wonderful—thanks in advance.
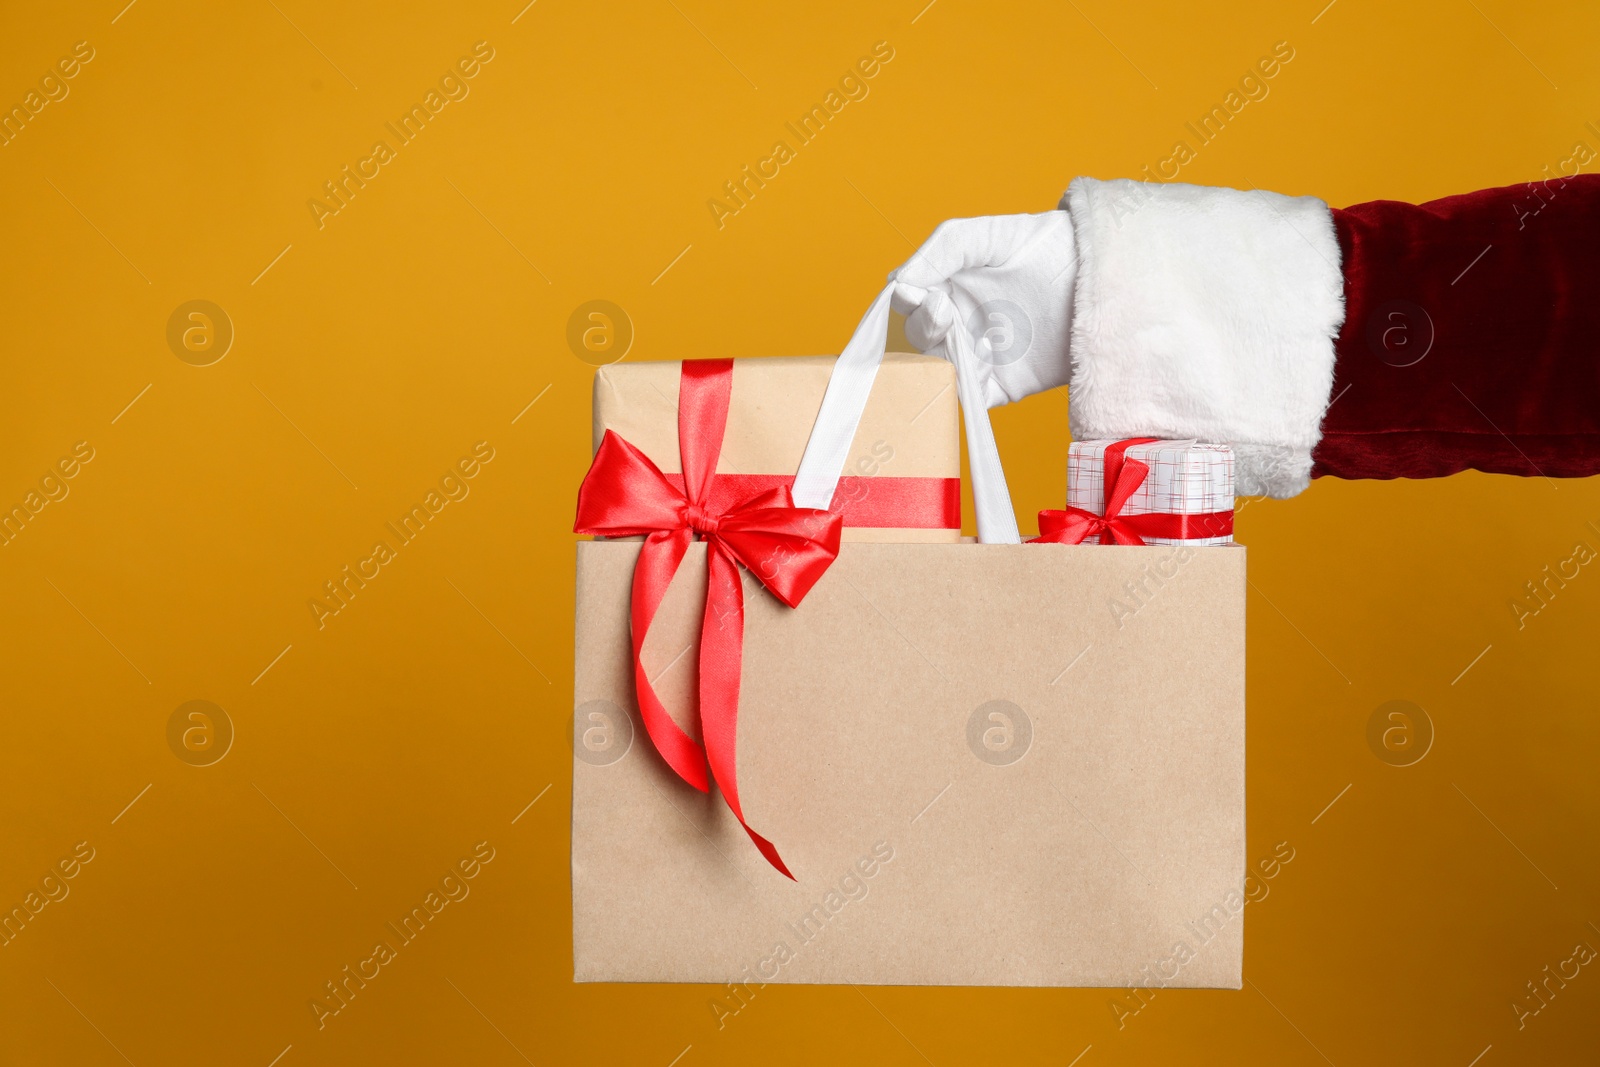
[1061,178,1344,497]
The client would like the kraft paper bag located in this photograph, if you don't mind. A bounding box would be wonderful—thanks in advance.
[592,354,960,542]
[571,540,1246,987]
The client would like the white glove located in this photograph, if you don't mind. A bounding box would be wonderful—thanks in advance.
[887,212,1078,409]
[793,213,1077,544]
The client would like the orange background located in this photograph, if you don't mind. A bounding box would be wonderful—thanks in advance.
[3,1,1599,1064]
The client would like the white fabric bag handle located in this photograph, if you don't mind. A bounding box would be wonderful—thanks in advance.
[792,280,1023,544]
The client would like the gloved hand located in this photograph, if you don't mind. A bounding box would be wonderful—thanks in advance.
[794,212,1078,543]
[887,211,1078,409]
[873,212,1081,543]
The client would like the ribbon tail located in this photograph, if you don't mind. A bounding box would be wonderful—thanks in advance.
[739,824,794,880]
[631,530,710,792]
[1104,524,1147,546]
[1031,508,1099,545]
[1102,456,1150,519]
[1097,454,1151,545]
[699,546,793,879]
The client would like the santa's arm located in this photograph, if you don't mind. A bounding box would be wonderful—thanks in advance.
[1315,175,1600,481]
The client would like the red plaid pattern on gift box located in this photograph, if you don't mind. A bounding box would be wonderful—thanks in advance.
[1066,440,1235,546]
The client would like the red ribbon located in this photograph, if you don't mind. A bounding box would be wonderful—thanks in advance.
[574,360,842,878]
[1031,438,1234,545]
[664,473,960,531]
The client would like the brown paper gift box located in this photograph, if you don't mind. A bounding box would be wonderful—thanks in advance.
[592,354,960,542]
[572,539,1246,987]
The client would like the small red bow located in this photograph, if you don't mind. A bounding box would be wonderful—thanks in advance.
[574,359,841,877]
[1031,437,1233,545]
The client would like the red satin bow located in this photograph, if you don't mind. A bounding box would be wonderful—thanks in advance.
[1031,438,1234,545]
[574,359,841,878]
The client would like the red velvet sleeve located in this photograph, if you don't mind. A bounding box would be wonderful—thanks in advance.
[1311,174,1600,481]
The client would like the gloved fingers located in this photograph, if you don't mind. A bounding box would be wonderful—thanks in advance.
[889,280,928,318]
[891,213,1067,291]
[886,211,1079,409]
[900,287,957,353]
[888,218,982,291]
